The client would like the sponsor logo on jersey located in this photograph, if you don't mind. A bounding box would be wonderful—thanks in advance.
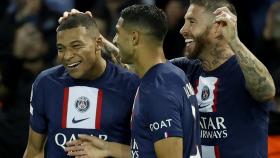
[149,119,172,132]
[131,139,139,158]
[55,133,108,149]
[200,115,228,139]
[75,96,90,113]
[184,82,195,98]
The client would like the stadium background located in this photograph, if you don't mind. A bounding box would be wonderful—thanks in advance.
[0,0,279,157]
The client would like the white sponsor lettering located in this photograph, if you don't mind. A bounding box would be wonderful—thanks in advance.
[201,130,228,139]
[55,133,67,149]
[149,119,172,132]
[55,133,108,149]
[200,116,228,139]
[131,139,139,158]
[184,83,195,98]
[200,117,226,130]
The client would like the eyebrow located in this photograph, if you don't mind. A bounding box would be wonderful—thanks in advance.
[56,43,64,48]
[186,17,197,21]
[70,40,83,44]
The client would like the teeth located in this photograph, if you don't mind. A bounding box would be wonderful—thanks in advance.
[185,39,194,43]
[67,62,81,68]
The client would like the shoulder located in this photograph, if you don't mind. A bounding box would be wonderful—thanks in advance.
[33,65,65,87]
[143,62,188,90]
[170,57,201,69]
[170,57,202,83]
[108,62,140,92]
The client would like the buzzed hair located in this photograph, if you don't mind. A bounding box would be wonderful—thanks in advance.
[120,5,168,42]
[57,13,99,36]
[190,0,237,16]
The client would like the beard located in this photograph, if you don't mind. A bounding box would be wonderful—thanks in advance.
[186,28,210,60]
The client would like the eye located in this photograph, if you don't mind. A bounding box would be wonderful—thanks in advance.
[57,47,64,53]
[72,44,82,49]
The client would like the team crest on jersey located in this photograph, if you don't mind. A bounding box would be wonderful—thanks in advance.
[201,86,210,101]
[75,96,90,113]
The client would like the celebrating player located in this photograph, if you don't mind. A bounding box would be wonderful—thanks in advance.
[65,5,201,158]
[172,0,275,157]
[23,14,139,157]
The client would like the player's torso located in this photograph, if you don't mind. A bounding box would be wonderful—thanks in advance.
[131,63,200,158]
[41,64,138,157]
[194,57,269,158]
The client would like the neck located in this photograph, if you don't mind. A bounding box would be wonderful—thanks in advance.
[199,43,234,71]
[88,56,106,80]
[133,44,166,78]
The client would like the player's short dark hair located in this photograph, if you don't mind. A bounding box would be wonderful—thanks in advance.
[120,5,168,42]
[57,13,99,36]
[190,0,237,16]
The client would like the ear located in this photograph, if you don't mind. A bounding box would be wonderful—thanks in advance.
[131,31,139,46]
[95,36,103,52]
[212,22,223,39]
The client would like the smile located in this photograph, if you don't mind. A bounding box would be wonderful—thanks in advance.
[67,61,81,69]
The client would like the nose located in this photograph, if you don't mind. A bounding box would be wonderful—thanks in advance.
[63,49,74,61]
[180,23,189,37]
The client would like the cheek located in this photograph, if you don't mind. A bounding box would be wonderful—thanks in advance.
[57,53,63,62]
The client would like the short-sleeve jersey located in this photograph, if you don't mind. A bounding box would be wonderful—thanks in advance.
[172,56,269,158]
[30,61,140,157]
[131,62,201,158]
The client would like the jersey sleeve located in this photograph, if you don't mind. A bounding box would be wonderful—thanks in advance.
[142,88,184,143]
[30,75,47,134]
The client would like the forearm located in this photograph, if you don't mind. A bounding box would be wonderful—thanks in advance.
[23,146,44,158]
[102,35,119,56]
[107,142,131,158]
[229,38,275,101]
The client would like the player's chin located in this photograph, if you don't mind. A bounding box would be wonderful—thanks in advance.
[68,71,82,79]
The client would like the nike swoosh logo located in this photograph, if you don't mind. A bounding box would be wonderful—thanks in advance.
[198,103,211,109]
[72,117,89,124]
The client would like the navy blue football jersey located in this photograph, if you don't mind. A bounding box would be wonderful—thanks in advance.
[172,56,269,158]
[30,61,140,157]
[130,62,201,158]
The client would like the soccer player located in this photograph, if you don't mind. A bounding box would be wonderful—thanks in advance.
[23,14,139,157]
[66,5,201,158]
[171,0,275,157]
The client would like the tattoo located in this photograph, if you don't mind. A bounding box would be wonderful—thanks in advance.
[103,44,119,56]
[101,41,126,68]
[202,45,232,71]
[234,45,275,101]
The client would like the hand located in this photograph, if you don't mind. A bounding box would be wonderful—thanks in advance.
[58,9,93,24]
[65,135,110,158]
[213,7,238,44]
[263,1,280,39]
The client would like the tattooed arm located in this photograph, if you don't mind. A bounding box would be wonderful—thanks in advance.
[230,39,275,101]
[101,35,119,56]
[214,7,275,102]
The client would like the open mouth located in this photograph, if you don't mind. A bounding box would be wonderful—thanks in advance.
[185,39,194,46]
[67,61,81,69]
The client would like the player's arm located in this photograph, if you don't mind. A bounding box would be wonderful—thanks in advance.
[143,88,190,158]
[154,137,183,158]
[214,7,275,102]
[23,127,46,158]
[65,135,131,158]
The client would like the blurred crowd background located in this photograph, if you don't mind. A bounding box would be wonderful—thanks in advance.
[0,0,279,157]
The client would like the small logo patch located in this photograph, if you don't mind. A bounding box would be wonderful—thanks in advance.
[72,117,89,124]
[201,86,210,101]
[75,96,90,113]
